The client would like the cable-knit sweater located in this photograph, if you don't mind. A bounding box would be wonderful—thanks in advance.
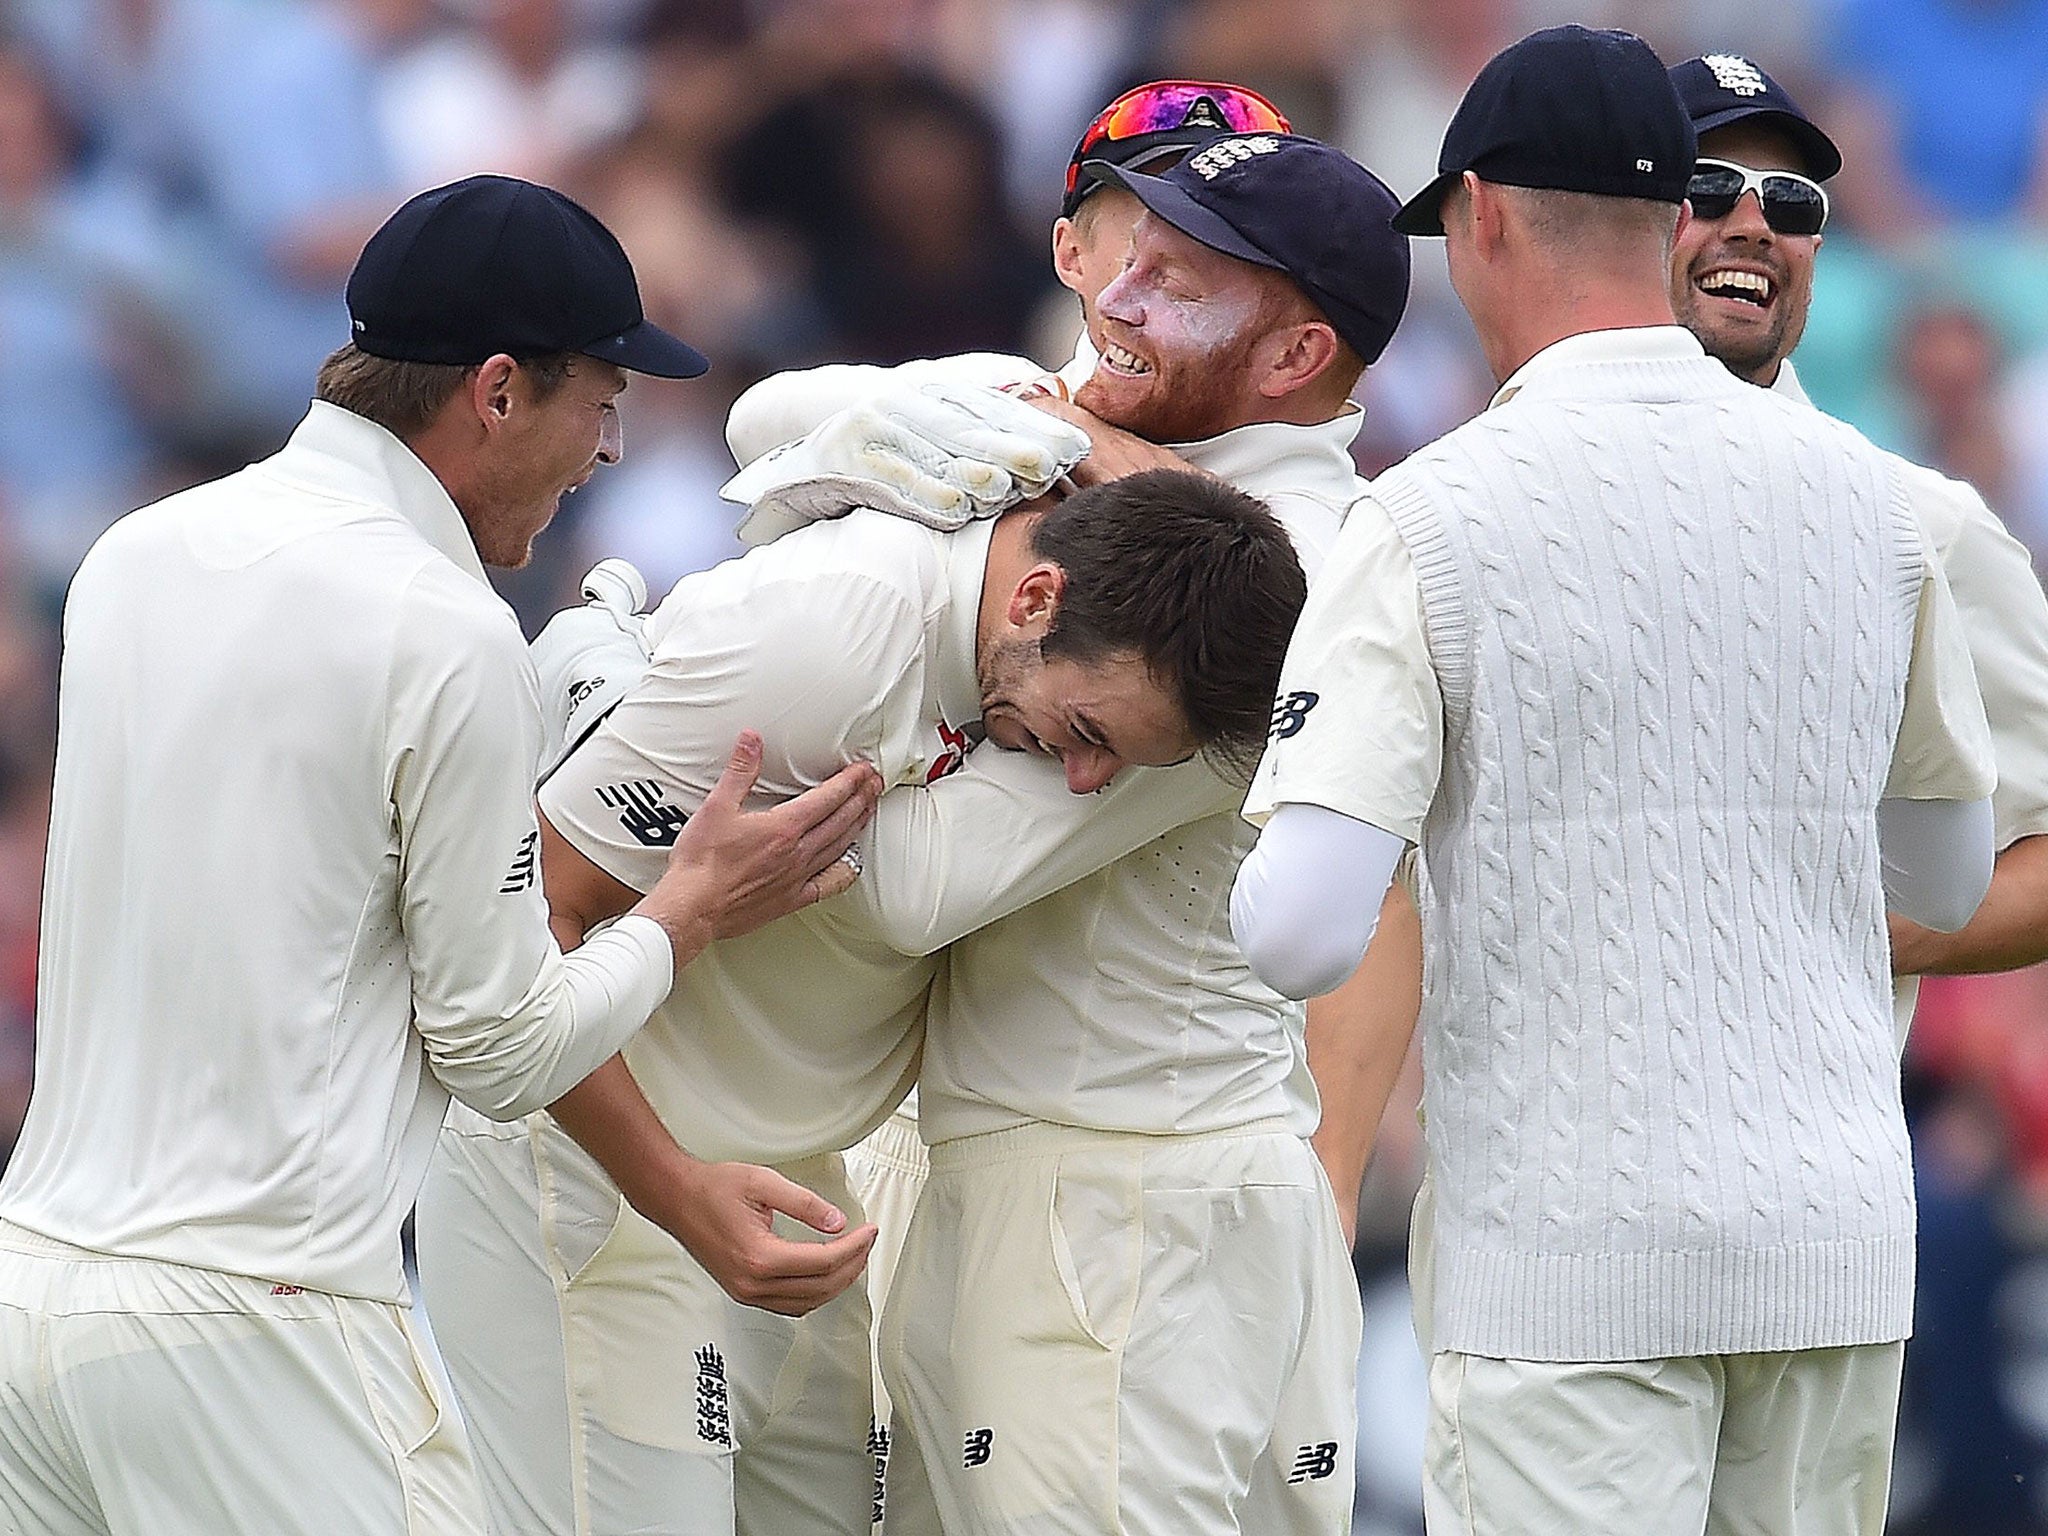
[1380,339,1935,1361]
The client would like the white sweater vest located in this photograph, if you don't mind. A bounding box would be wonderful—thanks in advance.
[1384,352,1926,1361]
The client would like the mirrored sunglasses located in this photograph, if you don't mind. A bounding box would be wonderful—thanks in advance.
[1063,80,1291,203]
[1686,158,1830,236]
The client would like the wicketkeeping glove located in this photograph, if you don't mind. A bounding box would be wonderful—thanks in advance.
[721,380,1093,547]
[532,558,654,783]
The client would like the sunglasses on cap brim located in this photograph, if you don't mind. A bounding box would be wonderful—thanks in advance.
[1686,158,1830,236]
[1063,80,1292,204]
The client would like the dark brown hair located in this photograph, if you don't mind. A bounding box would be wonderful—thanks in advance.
[312,343,577,440]
[1032,468,1307,778]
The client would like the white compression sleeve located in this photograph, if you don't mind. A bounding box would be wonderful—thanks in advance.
[1230,802,1408,1001]
[1879,795,1996,933]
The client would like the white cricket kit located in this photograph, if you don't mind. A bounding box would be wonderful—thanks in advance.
[890,417,1367,1536]
[1245,327,1996,1535]
[1774,362,2048,1044]
[416,505,1234,1536]
[0,403,677,1536]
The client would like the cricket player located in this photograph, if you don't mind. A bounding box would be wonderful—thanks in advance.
[1233,27,1997,1536]
[415,467,1312,1536]
[0,176,878,1536]
[1667,53,2048,1017]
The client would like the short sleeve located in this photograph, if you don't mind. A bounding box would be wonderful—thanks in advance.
[1915,466,2048,843]
[1242,490,1443,842]
[1886,525,1998,803]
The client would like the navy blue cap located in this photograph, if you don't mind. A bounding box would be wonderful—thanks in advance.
[1395,25,1696,236]
[346,175,708,378]
[1085,134,1411,366]
[1669,55,1842,181]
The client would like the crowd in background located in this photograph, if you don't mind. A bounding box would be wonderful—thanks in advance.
[0,0,2045,1530]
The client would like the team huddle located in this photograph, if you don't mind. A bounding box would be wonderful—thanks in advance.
[3,21,2047,1536]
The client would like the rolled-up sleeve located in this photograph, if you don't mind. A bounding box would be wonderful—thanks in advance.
[388,572,674,1120]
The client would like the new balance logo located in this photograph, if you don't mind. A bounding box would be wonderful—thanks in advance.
[695,1344,732,1447]
[499,830,539,894]
[598,780,688,847]
[1287,1441,1339,1484]
[962,1427,994,1468]
[1269,690,1319,741]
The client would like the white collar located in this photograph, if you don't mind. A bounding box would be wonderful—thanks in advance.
[935,515,996,736]
[1767,358,1812,404]
[1173,405,1366,501]
[1489,326,1708,408]
[260,402,489,587]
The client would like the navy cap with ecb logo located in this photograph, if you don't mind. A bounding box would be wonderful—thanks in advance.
[1669,54,1842,181]
[1394,25,1696,236]
[1083,134,1411,366]
[346,175,709,379]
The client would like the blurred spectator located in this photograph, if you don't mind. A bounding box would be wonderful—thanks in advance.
[375,0,643,187]
[727,66,1053,363]
[0,40,168,600]
[0,538,50,1171]
[1896,302,2021,518]
[1825,0,2048,235]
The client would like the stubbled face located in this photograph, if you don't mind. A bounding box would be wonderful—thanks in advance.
[1669,123,1821,386]
[469,359,625,567]
[1073,212,1277,442]
[977,636,1194,794]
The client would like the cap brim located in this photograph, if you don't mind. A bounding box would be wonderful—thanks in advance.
[1392,169,1461,237]
[1082,161,1287,271]
[580,319,710,379]
[1691,105,1842,181]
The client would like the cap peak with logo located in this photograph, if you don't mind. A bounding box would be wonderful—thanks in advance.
[1393,24,1696,236]
[345,174,708,379]
[1668,54,1842,181]
[1084,133,1410,365]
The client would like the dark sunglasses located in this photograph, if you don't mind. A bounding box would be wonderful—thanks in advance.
[1686,158,1830,236]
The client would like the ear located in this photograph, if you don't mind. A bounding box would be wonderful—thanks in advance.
[1255,320,1343,402]
[1006,561,1067,635]
[1463,170,1506,257]
[1052,216,1087,295]
[467,354,521,435]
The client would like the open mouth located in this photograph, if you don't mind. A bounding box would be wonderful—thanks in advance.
[1695,267,1775,309]
[1099,339,1153,378]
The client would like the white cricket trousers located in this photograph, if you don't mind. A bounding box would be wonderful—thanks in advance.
[0,1221,483,1536]
[414,1108,873,1536]
[1411,1169,1907,1535]
[879,1119,1362,1536]
[843,1105,933,1532]
[1423,1343,1906,1536]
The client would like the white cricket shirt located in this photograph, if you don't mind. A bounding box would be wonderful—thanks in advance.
[0,403,674,1304]
[1774,361,2048,1042]
[916,410,1370,1143]
[535,512,986,1163]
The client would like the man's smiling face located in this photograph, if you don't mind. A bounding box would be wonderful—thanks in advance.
[1669,121,1823,386]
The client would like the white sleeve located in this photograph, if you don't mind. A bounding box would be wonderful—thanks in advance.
[1879,795,1995,932]
[1915,467,2048,845]
[847,748,1241,956]
[725,353,1042,467]
[1230,803,1407,1000]
[1885,508,1998,804]
[1242,489,1442,839]
[388,574,674,1120]
[538,555,924,895]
